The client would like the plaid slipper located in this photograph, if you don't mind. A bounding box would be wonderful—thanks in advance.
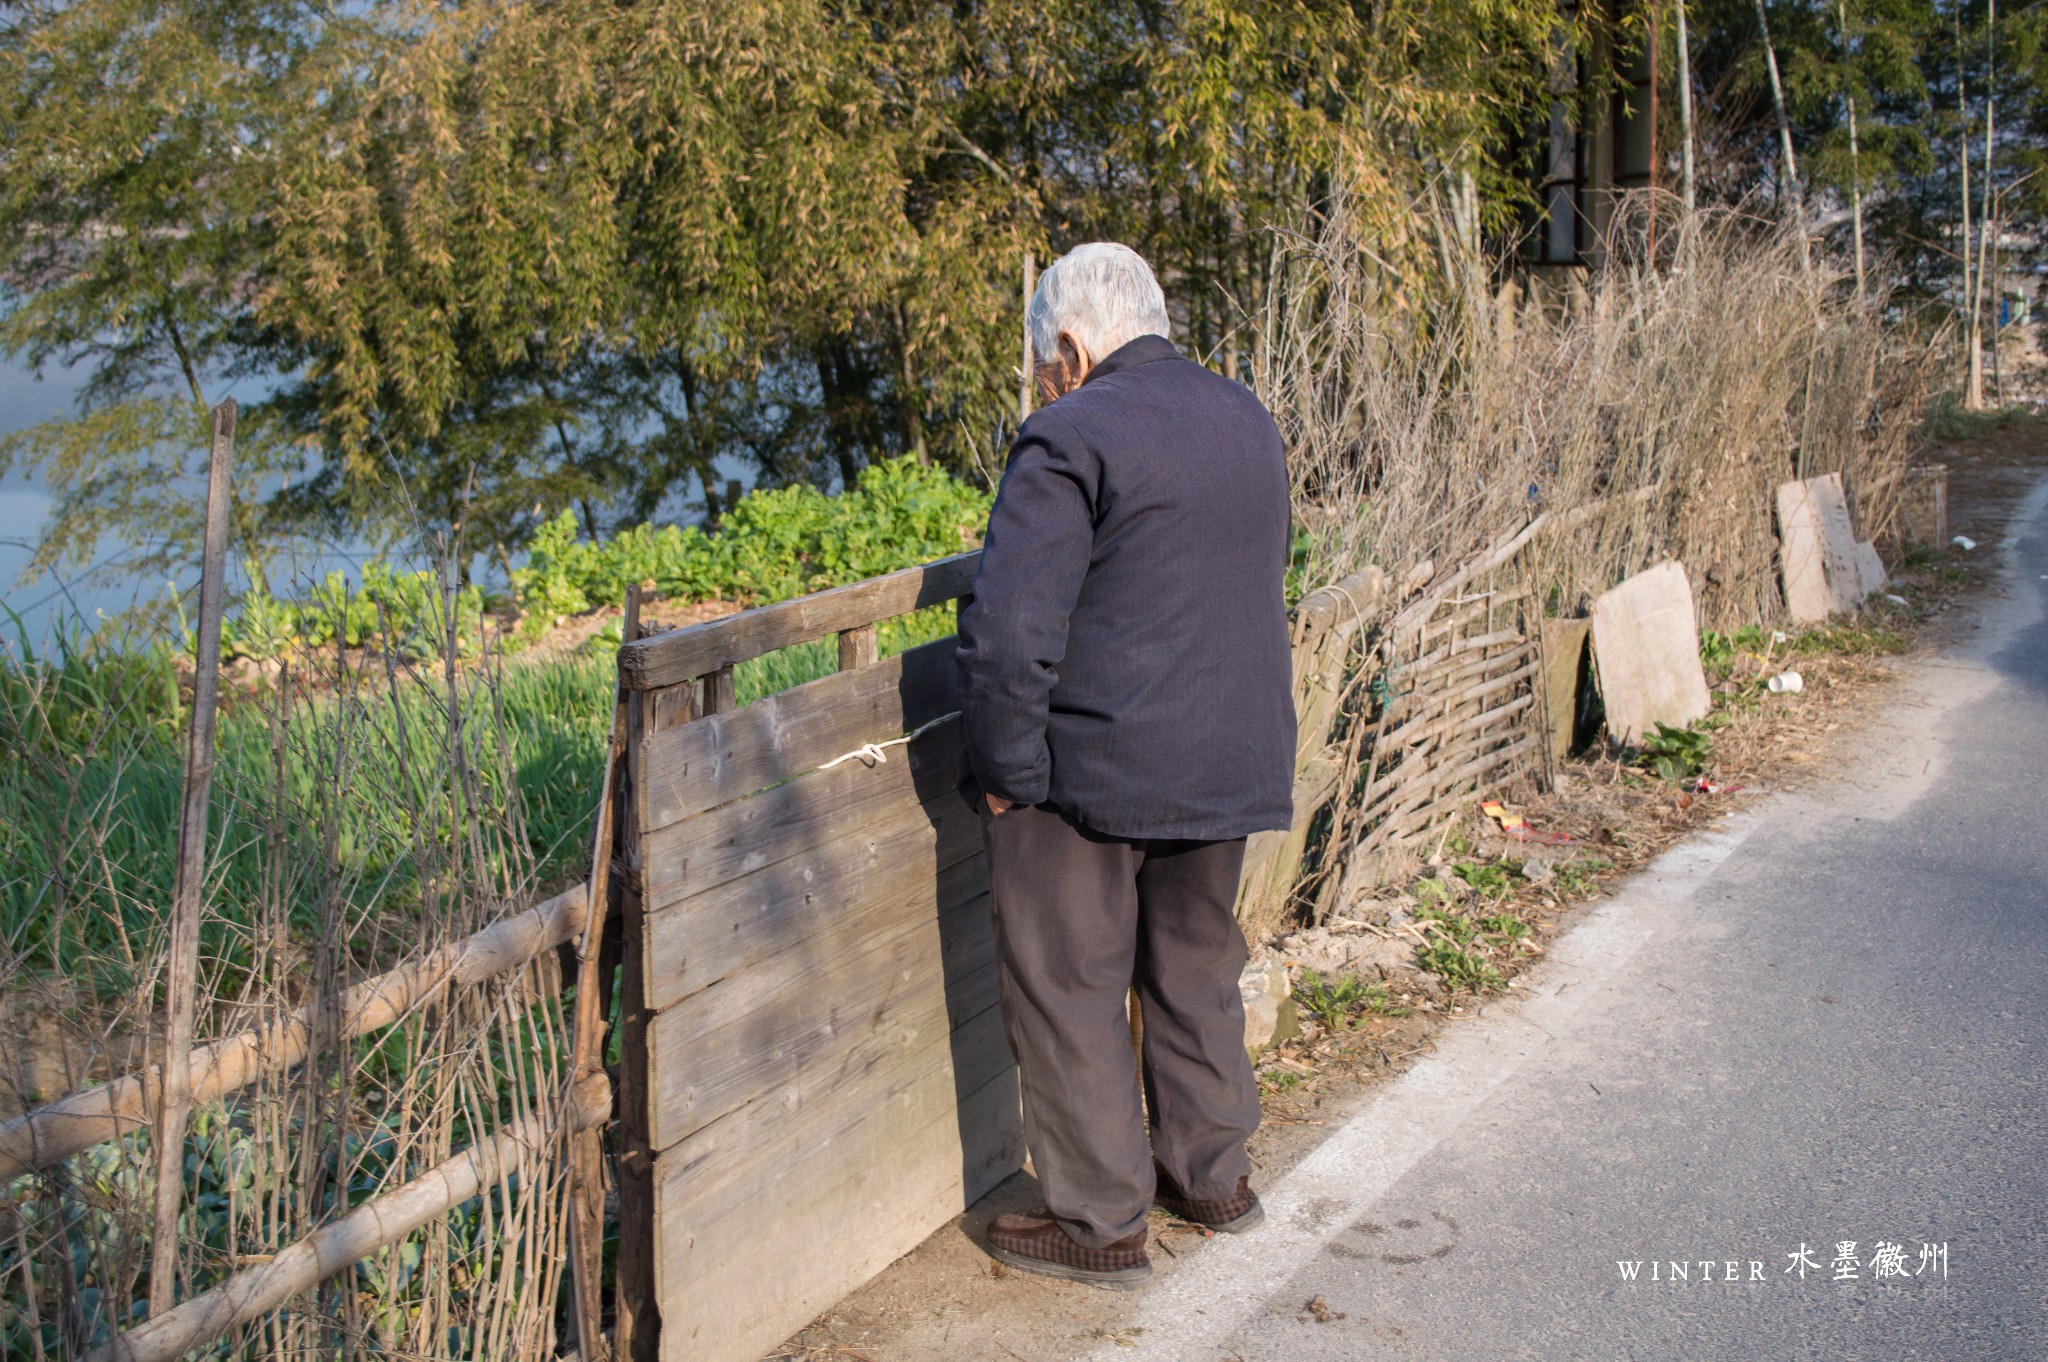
[1153,1166,1265,1234]
[985,1210,1153,1289]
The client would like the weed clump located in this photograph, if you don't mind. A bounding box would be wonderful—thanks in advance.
[1295,969,1413,1029]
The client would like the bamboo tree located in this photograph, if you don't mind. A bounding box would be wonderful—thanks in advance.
[1954,0,1979,407]
[1840,0,1868,298]
[1675,0,1699,217]
[1754,0,1813,269]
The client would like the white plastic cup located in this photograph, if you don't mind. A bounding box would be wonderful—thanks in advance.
[1767,671,1804,694]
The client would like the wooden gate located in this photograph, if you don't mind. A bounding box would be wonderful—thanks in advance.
[612,552,1022,1362]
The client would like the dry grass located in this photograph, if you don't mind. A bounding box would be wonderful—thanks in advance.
[1266,191,1931,630]
[1252,187,1937,917]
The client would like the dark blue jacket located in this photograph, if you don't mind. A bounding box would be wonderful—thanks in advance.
[955,334,1296,841]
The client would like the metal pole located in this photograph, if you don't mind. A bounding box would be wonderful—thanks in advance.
[148,398,236,1317]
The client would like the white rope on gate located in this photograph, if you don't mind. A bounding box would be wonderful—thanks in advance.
[817,710,961,771]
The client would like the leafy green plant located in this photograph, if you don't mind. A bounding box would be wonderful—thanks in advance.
[1412,903,1473,940]
[1413,874,1459,907]
[1552,855,1613,896]
[210,455,993,660]
[1415,938,1506,992]
[1631,721,1715,781]
[1699,624,1767,671]
[1477,912,1531,939]
[1257,1066,1306,1094]
[223,563,488,662]
[1295,969,1411,1027]
[1452,860,1514,899]
[509,455,991,644]
[1411,903,1509,992]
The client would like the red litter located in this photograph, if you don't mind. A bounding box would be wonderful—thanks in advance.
[1686,778,1745,795]
[1481,799,1573,846]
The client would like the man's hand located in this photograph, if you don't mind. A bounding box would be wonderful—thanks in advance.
[985,793,1015,817]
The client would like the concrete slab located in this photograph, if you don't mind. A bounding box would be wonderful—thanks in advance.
[1777,473,1864,620]
[1776,479,1834,622]
[1855,538,1887,597]
[1589,559,1711,745]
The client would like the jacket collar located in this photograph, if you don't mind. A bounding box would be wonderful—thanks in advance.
[1086,333,1181,383]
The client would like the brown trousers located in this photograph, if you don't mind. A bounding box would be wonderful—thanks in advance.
[979,800,1261,1248]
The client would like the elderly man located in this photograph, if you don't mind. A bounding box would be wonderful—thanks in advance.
[957,242,1296,1288]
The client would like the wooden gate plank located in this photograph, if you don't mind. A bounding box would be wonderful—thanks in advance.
[647,888,998,1151]
[644,794,984,1012]
[637,638,959,833]
[641,726,966,911]
[618,553,980,691]
[654,1000,1014,1244]
[655,1066,1021,1362]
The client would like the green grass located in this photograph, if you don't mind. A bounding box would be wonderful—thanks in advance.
[1781,621,1909,658]
[2,603,959,999]
[1552,855,1613,896]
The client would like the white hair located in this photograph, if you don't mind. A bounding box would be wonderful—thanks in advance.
[1028,242,1170,366]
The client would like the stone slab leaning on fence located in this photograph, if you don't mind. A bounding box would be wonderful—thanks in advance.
[1590,560,1712,745]
[1778,473,1868,621]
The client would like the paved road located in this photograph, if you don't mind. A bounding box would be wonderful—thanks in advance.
[1094,478,2048,1362]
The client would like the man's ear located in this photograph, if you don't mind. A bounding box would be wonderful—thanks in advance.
[1058,333,1095,388]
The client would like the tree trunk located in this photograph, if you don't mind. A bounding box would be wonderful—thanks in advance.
[1675,0,1697,217]
[148,400,236,1318]
[1753,0,1810,270]
[1968,0,1996,410]
[1956,4,1980,408]
[1839,0,1866,300]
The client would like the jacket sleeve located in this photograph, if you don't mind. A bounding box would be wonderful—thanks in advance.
[955,414,1098,806]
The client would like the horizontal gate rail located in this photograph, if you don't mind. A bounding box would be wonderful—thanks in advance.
[616,552,981,691]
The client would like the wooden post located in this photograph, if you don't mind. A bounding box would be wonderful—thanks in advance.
[837,623,878,672]
[615,609,690,1362]
[148,398,235,1317]
[703,662,736,716]
[567,586,640,1362]
[1020,251,1036,422]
